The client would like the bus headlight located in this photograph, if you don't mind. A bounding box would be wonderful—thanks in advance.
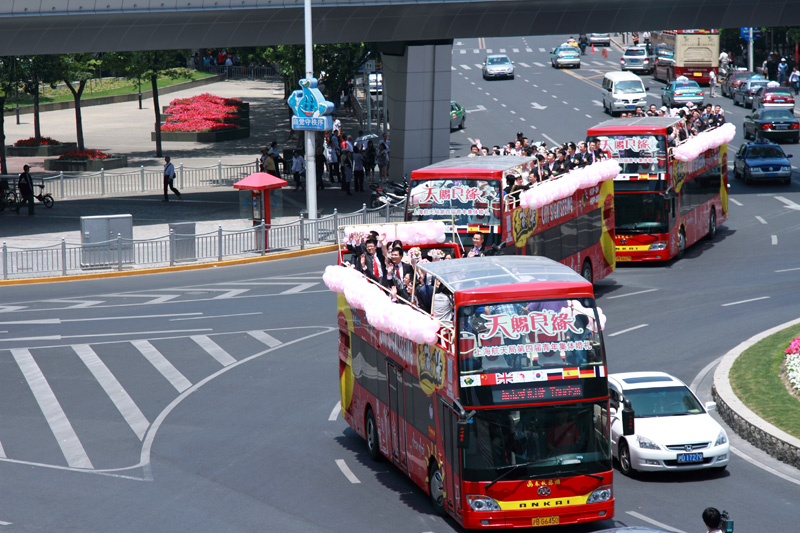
[466,495,501,511]
[587,485,613,504]
[648,242,668,251]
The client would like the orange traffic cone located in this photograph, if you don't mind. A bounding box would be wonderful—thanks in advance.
[602,47,608,59]
[591,44,595,54]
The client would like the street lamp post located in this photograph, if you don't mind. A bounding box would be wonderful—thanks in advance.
[304,0,318,221]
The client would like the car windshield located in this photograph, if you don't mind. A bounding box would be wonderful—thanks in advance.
[616,80,644,93]
[624,386,704,418]
[747,146,786,159]
[675,82,699,90]
[760,110,795,120]
[765,89,792,97]
[748,81,768,90]
[558,47,579,54]
[626,49,646,56]
[488,57,510,65]
[460,401,611,482]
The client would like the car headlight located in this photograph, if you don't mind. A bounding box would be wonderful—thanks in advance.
[781,166,791,172]
[466,495,501,511]
[587,485,612,504]
[715,430,728,447]
[648,241,668,251]
[636,435,660,450]
[749,166,762,173]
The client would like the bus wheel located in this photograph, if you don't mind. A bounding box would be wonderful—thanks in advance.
[365,409,381,461]
[677,229,686,258]
[618,440,636,477]
[707,209,717,240]
[581,259,593,284]
[428,464,446,515]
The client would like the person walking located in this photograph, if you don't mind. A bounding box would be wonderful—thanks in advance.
[352,145,365,192]
[377,142,389,183]
[341,148,353,195]
[15,165,35,215]
[789,66,800,95]
[163,156,181,201]
[708,69,717,98]
[291,150,305,192]
[364,140,377,184]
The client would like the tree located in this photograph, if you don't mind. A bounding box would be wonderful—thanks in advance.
[20,55,62,142]
[103,50,184,157]
[58,54,101,152]
[0,57,21,174]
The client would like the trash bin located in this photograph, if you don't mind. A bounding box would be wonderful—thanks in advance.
[169,222,196,262]
[81,214,134,268]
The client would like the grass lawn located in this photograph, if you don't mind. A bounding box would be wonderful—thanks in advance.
[729,326,800,439]
[3,70,216,109]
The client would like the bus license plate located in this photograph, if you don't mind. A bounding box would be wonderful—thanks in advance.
[532,516,559,527]
[616,255,632,262]
[677,452,703,463]
[693,72,702,77]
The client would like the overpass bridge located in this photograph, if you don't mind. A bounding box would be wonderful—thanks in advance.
[1,0,795,179]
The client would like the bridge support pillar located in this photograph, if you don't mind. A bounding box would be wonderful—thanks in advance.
[382,41,453,179]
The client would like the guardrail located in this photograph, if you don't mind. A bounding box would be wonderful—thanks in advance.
[200,65,278,80]
[1,201,406,280]
[34,160,260,200]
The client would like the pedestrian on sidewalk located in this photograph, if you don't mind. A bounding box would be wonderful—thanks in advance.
[291,150,306,192]
[789,67,800,95]
[16,165,35,215]
[353,145,365,192]
[315,145,325,190]
[341,148,353,196]
[365,140,377,184]
[163,156,182,201]
[708,69,717,98]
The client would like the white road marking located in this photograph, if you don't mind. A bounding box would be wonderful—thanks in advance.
[0,319,59,325]
[772,234,778,245]
[73,344,150,441]
[776,267,800,272]
[721,296,770,307]
[0,439,5,458]
[592,60,605,66]
[459,49,466,54]
[248,330,282,348]
[755,216,767,224]
[608,288,658,299]
[729,197,743,206]
[0,521,10,526]
[585,114,593,118]
[608,324,648,337]
[518,62,530,68]
[530,125,537,129]
[493,97,498,101]
[538,47,546,52]
[11,348,94,469]
[573,107,580,111]
[336,459,361,483]
[131,340,192,393]
[551,94,558,98]
[499,48,506,53]
[562,100,569,105]
[475,64,483,69]
[170,312,261,321]
[592,99,603,106]
[40,299,103,308]
[473,49,478,54]
[486,49,492,54]
[191,335,237,366]
[510,110,517,115]
[329,402,342,421]
[775,195,800,210]
[512,48,519,53]
[541,133,560,146]
[530,102,547,110]
[460,64,471,70]
[501,103,507,107]
[519,117,526,121]
[626,511,685,533]
[533,61,546,67]
[730,445,800,487]
[526,47,533,52]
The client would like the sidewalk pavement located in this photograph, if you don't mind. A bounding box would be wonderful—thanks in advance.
[0,78,378,248]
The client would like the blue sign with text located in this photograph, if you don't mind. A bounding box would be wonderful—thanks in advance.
[291,116,333,131]
[288,77,335,131]
[740,27,762,41]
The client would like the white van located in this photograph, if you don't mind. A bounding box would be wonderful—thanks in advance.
[601,71,649,116]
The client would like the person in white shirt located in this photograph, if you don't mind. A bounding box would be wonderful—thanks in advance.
[291,150,305,192]
[332,114,341,133]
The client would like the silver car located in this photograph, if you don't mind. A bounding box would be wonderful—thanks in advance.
[621,45,655,73]
[588,33,611,46]
[482,54,514,80]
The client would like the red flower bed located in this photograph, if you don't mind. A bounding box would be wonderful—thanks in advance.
[58,150,111,161]
[14,136,61,147]
[161,93,243,133]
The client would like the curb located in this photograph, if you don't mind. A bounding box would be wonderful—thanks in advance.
[0,244,338,286]
[713,317,800,468]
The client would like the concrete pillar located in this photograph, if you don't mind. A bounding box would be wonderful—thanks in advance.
[381,41,453,180]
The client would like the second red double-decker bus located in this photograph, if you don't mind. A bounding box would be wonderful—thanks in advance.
[586,117,728,262]
[330,254,614,529]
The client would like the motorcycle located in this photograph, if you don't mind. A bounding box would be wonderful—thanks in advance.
[369,182,406,209]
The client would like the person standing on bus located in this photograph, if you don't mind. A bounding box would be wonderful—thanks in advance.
[467,233,488,257]
[357,238,384,283]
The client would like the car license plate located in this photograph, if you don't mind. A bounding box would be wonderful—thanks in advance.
[767,173,777,178]
[677,452,704,463]
[776,124,789,129]
[775,99,785,102]
[630,59,639,63]
[626,105,635,109]
[532,516,559,527]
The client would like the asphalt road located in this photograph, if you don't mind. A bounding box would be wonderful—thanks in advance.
[0,33,799,533]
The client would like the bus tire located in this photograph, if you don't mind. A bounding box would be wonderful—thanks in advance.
[365,409,381,461]
[677,229,686,258]
[581,259,593,284]
[428,463,446,515]
[618,440,636,477]
[707,209,716,240]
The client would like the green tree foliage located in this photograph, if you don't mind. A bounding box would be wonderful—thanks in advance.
[57,54,102,152]
[0,57,21,174]
[20,55,62,141]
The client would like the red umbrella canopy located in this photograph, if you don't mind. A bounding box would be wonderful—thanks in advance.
[233,172,288,191]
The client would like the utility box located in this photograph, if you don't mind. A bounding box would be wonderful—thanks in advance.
[169,222,196,262]
[80,214,134,268]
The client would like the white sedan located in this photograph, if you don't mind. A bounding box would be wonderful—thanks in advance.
[608,372,730,476]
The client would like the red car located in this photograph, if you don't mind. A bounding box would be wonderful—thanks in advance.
[721,70,754,98]
[752,85,796,112]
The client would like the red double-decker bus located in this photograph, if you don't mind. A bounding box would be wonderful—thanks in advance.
[405,157,616,283]
[586,117,728,262]
[332,255,614,529]
[651,29,720,84]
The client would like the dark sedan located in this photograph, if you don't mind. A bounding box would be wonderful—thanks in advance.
[733,139,793,185]
[720,70,754,98]
[743,108,800,143]
[732,77,769,108]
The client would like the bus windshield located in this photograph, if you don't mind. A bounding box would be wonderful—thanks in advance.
[407,178,502,228]
[590,134,667,176]
[458,298,604,376]
[460,401,611,481]
[615,192,669,233]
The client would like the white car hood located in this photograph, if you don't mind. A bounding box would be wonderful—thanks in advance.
[635,414,722,445]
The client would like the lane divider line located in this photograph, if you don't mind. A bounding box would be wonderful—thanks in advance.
[336,459,361,484]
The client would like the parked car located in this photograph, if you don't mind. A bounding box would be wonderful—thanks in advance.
[449,100,466,130]
[550,44,581,68]
[609,372,730,476]
[732,75,769,108]
[720,69,754,98]
[752,84,795,112]
[588,33,611,46]
[743,108,800,142]
[620,45,655,73]
[661,77,704,108]
[482,54,514,80]
[733,138,793,184]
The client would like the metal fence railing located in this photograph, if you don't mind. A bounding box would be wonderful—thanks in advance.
[1,201,407,281]
[200,65,278,80]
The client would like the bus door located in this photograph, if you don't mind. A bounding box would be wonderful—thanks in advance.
[387,361,408,470]
[440,400,463,518]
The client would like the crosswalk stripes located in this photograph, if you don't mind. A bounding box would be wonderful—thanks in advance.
[460,64,471,70]
[73,344,150,441]
[131,340,192,393]
[517,62,530,68]
[533,62,546,67]
[11,348,94,469]
[191,335,237,367]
